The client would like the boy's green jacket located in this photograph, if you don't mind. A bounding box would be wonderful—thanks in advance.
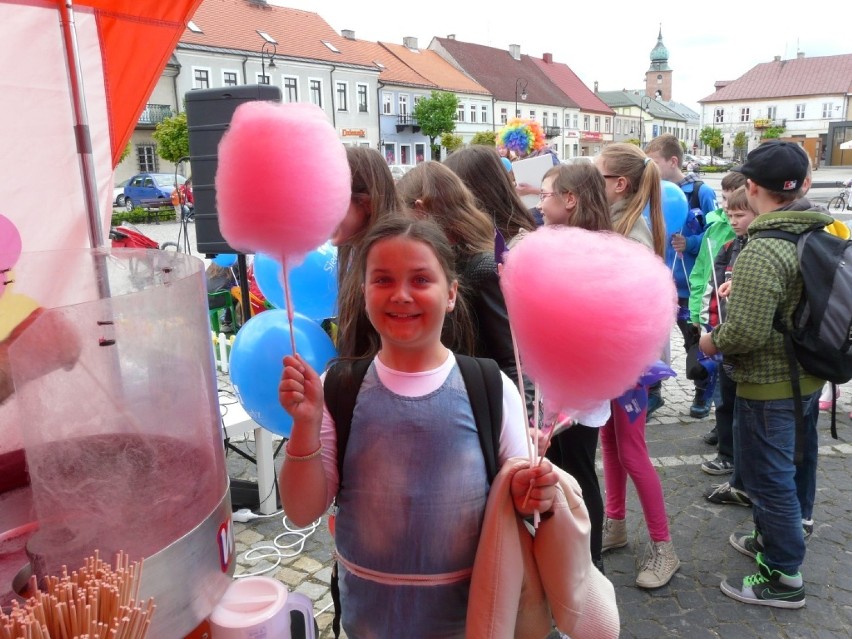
[688,207,734,324]
[710,208,832,400]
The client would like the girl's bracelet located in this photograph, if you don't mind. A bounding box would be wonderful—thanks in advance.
[284,443,322,462]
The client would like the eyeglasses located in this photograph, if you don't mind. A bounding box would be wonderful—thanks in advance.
[539,191,559,201]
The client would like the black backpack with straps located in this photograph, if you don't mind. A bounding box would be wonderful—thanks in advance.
[321,354,504,637]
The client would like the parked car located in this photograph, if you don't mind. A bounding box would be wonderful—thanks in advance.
[123,172,186,211]
[681,153,703,169]
[113,178,130,208]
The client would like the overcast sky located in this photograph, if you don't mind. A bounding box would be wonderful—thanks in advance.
[271,0,849,113]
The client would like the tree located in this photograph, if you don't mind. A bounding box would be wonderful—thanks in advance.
[412,90,458,161]
[624,137,641,147]
[733,131,748,162]
[152,111,189,163]
[469,131,496,146]
[699,126,724,164]
[119,141,132,164]
[761,125,786,140]
[441,133,464,155]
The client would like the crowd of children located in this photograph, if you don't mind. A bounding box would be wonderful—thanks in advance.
[272,138,846,635]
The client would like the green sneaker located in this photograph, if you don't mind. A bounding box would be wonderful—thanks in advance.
[720,553,805,609]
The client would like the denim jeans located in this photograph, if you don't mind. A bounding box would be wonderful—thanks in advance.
[733,391,819,575]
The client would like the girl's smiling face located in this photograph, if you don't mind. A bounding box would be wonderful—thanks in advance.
[539,176,574,226]
[363,236,457,366]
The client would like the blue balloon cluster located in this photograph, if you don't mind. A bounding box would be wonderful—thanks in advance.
[212,253,237,268]
[229,310,337,437]
[643,181,688,269]
[253,243,338,322]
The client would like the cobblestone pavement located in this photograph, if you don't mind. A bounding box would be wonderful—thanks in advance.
[130,218,852,637]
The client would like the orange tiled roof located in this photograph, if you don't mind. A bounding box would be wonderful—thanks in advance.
[182,0,376,68]
[379,42,489,96]
[341,38,433,88]
[699,53,852,103]
[530,55,613,115]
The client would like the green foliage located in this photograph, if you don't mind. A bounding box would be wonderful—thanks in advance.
[111,208,175,225]
[733,131,748,160]
[152,111,189,163]
[441,133,464,154]
[624,137,641,146]
[413,90,458,160]
[119,141,132,164]
[761,125,786,139]
[699,127,724,155]
[469,131,497,146]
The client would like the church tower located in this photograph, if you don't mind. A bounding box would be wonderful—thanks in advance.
[645,26,672,101]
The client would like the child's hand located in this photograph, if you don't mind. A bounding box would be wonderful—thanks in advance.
[718,280,732,298]
[511,459,559,517]
[278,354,323,423]
[671,233,686,253]
[529,427,550,457]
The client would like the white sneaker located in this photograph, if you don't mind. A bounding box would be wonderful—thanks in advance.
[602,517,627,552]
[636,540,680,589]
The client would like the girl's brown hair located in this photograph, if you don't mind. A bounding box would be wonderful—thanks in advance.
[336,147,404,358]
[396,161,495,258]
[542,163,612,232]
[443,145,536,242]
[599,143,666,257]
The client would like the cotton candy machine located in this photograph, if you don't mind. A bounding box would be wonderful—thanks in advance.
[0,247,234,637]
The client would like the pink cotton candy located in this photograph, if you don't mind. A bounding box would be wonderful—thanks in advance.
[501,226,676,412]
[216,101,350,260]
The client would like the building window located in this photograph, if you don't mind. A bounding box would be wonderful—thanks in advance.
[565,114,570,128]
[284,77,298,103]
[414,95,423,107]
[529,110,536,121]
[136,144,158,172]
[740,107,750,122]
[482,105,488,123]
[572,114,578,129]
[616,119,621,134]
[714,108,724,124]
[470,104,476,123]
[337,82,348,111]
[551,113,557,127]
[594,116,600,132]
[457,105,465,122]
[223,71,238,86]
[822,102,834,118]
[500,107,508,125]
[382,92,392,115]
[357,84,368,112]
[543,111,548,126]
[767,106,777,121]
[399,94,408,116]
[795,103,805,119]
[415,143,425,163]
[193,68,209,90]
[400,145,411,165]
[309,80,322,107]
[605,117,611,133]
[257,73,270,85]
[583,115,590,131]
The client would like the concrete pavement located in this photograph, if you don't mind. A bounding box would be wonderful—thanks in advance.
[220,324,852,639]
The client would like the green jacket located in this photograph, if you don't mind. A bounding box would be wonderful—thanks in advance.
[688,208,735,324]
[710,208,832,400]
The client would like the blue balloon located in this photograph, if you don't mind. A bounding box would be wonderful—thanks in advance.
[642,181,689,269]
[500,157,513,172]
[229,310,337,437]
[213,253,237,268]
[253,243,338,321]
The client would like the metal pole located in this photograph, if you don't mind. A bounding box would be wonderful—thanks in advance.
[59,0,104,249]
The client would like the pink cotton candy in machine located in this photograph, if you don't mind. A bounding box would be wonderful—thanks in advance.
[0,247,235,637]
[209,576,317,639]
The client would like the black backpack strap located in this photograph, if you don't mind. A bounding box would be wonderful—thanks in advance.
[323,357,370,639]
[456,354,502,484]
[688,179,704,212]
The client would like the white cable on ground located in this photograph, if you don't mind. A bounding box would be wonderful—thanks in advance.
[235,515,321,578]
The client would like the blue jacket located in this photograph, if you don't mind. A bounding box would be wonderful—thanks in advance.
[672,179,716,299]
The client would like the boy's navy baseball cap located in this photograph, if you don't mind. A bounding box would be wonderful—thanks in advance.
[739,140,809,192]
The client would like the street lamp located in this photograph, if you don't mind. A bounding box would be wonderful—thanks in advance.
[260,41,276,84]
[639,95,653,148]
[515,78,528,119]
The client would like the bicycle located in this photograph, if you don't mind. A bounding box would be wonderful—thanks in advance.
[827,188,849,215]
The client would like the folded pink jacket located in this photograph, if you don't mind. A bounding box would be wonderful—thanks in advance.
[466,458,620,638]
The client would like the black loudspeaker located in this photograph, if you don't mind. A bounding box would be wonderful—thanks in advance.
[186,85,282,255]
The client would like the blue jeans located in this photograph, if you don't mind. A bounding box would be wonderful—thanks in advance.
[733,391,819,575]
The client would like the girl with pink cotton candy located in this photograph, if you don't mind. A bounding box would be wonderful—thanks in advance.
[594,144,680,589]
[277,215,557,638]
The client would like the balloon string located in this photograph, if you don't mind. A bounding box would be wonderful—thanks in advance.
[281,255,297,355]
[510,328,533,464]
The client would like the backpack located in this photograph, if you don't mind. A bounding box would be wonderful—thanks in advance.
[752,226,852,459]
[684,180,707,234]
[322,354,504,638]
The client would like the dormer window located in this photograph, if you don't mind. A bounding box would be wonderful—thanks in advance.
[257,31,277,44]
[322,40,341,53]
[187,21,202,33]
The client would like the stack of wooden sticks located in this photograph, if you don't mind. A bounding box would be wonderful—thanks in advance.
[0,551,155,639]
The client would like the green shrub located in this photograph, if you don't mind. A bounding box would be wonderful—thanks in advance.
[111,207,176,226]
